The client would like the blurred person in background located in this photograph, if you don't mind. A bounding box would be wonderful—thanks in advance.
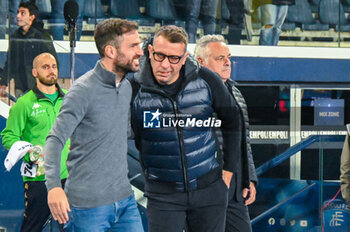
[185,0,219,43]
[341,124,350,205]
[254,0,295,45]
[0,1,57,98]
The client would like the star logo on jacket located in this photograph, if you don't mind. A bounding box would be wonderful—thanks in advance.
[32,103,41,109]
[143,109,162,128]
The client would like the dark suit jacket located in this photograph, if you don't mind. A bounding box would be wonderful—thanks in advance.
[226,79,258,202]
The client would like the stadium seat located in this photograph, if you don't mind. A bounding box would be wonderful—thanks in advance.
[308,0,320,12]
[146,0,178,20]
[319,0,350,31]
[319,0,347,25]
[343,0,350,12]
[0,0,7,39]
[79,0,106,24]
[110,0,142,18]
[83,0,105,18]
[36,0,51,19]
[287,0,329,30]
[282,22,296,31]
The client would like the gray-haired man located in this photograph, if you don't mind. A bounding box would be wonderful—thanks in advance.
[195,34,258,232]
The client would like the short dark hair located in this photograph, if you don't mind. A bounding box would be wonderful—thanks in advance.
[94,18,139,58]
[19,1,40,20]
[154,25,188,48]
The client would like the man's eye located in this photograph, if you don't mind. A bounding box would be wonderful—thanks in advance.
[156,54,165,59]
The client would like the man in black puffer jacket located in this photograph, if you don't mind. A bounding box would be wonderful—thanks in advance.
[195,34,258,232]
[130,25,242,232]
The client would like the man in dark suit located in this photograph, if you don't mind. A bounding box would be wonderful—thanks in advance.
[195,34,258,232]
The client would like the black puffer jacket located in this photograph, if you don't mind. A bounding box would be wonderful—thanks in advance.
[130,40,241,193]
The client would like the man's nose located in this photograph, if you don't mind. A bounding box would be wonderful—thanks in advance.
[160,57,170,68]
[48,66,57,72]
[137,46,144,56]
[224,57,231,66]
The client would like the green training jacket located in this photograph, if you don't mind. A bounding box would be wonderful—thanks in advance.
[1,84,69,182]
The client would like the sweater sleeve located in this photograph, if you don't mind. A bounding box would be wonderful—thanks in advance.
[199,67,242,173]
[44,82,89,191]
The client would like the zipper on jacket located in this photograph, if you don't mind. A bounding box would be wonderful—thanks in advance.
[141,86,190,191]
[172,101,189,192]
[116,82,120,94]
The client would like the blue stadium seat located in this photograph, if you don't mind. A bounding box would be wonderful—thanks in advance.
[308,0,320,12]
[319,0,346,25]
[109,0,156,27]
[343,0,350,12]
[287,0,329,31]
[9,0,20,33]
[110,0,142,18]
[282,22,296,31]
[36,0,51,19]
[0,0,8,39]
[83,0,105,18]
[287,0,315,24]
[319,0,350,31]
[146,0,178,20]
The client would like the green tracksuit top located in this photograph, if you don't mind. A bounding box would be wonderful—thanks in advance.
[1,84,69,182]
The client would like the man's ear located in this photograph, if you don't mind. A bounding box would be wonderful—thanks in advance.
[181,51,190,65]
[29,14,36,24]
[148,44,153,59]
[104,45,117,59]
[32,68,37,78]
[197,57,205,66]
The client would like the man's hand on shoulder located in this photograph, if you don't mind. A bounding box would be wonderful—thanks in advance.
[48,187,71,224]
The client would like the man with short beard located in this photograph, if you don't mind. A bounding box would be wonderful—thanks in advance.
[1,52,69,232]
[44,18,144,232]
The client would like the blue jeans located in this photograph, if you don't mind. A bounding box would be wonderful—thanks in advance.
[258,4,288,46]
[64,195,144,232]
[186,0,218,43]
